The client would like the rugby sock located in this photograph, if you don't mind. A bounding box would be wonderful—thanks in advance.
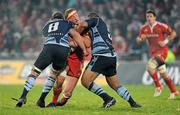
[116,86,136,105]
[20,74,36,98]
[59,94,69,106]
[52,87,62,104]
[39,76,55,101]
[88,82,112,102]
[152,72,161,88]
[163,77,177,93]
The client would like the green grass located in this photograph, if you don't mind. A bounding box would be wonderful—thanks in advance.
[0,85,180,115]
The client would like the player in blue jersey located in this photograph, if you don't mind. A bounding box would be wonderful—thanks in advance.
[77,12,141,108]
[46,8,91,107]
[15,11,87,108]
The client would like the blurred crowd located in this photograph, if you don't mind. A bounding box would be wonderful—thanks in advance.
[0,0,180,61]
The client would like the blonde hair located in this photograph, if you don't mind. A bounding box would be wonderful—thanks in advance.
[64,8,77,19]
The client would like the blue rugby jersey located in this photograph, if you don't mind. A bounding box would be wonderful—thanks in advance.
[42,19,73,47]
[85,18,116,57]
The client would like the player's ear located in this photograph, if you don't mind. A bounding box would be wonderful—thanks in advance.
[154,15,156,20]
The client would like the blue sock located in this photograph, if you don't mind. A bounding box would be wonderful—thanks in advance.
[39,76,55,101]
[116,86,130,101]
[116,86,136,105]
[20,74,36,98]
[88,82,112,102]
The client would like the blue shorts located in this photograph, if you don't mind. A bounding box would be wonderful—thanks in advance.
[34,44,70,71]
[86,55,117,77]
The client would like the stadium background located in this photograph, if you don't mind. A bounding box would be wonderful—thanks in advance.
[0,0,180,85]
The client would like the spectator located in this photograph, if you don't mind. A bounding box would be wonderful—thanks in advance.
[0,0,179,60]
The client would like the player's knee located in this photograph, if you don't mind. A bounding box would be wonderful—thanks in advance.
[147,66,156,75]
[158,64,167,77]
[31,66,42,77]
[57,76,65,86]
[147,59,158,70]
[81,77,89,88]
[55,81,64,88]
[50,68,61,79]
[147,60,158,74]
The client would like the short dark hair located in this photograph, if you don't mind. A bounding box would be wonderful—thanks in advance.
[87,12,99,18]
[146,9,156,17]
[52,11,64,19]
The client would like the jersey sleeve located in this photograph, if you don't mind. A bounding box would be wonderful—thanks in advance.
[138,26,145,37]
[160,23,171,35]
[85,18,98,28]
[68,21,74,28]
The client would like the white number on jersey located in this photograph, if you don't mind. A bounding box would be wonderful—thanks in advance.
[48,22,59,33]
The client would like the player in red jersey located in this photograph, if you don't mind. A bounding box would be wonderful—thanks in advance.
[46,8,91,107]
[137,10,179,99]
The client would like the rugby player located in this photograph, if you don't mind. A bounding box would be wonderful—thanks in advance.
[78,12,141,108]
[137,10,179,99]
[16,11,87,107]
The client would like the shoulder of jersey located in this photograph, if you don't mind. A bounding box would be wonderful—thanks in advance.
[140,23,148,30]
[157,21,168,28]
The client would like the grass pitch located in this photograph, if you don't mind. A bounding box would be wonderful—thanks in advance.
[0,84,180,115]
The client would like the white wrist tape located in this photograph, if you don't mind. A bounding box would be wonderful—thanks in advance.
[164,39,169,44]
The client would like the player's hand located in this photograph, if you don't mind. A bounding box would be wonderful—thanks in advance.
[140,34,147,40]
[69,40,78,48]
[158,41,166,47]
[137,34,147,44]
[83,50,89,57]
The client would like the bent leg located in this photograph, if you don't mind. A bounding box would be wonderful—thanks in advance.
[57,76,79,106]
[158,65,179,99]
[81,70,115,108]
[106,75,141,108]
[52,76,65,103]
[16,66,41,107]
[147,58,162,88]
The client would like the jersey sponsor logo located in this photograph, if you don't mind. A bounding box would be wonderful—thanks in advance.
[147,34,159,38]
[157,28,161,33]
[144,28,148,32]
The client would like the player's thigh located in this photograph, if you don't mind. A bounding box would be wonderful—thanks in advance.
[146,57,158,74]
[86,56,102,74]
[101,56,117,77]
[33,46,52,72]
[147,55,165,73]
[52,46,70,73]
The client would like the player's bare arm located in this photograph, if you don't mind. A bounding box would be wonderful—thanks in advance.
[82,33,91,48]
[69,37,78,48]
[158,27,177,47]
[69,28,88,56]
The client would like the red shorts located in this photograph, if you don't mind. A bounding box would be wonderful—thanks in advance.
[66,53,83,78]
[151,50,168,62]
